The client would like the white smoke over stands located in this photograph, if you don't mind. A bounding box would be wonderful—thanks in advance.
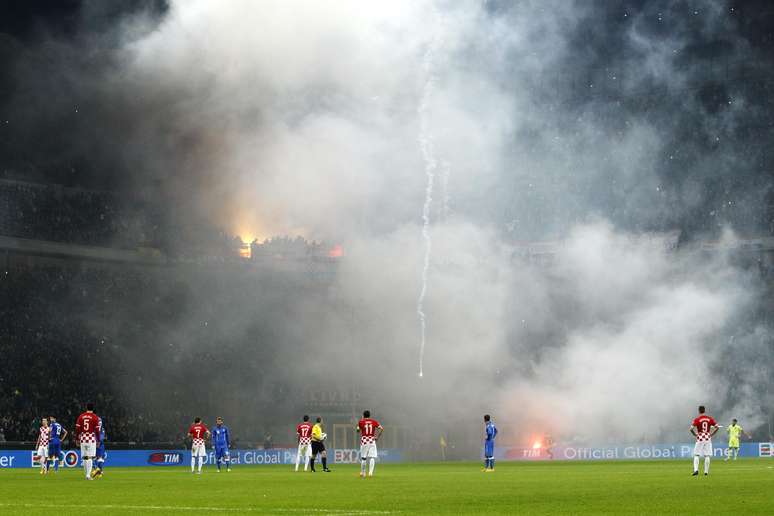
[55,0,770,443]
[501,223,759,442]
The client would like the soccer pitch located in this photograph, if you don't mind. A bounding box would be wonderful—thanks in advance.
[1,460,772,515]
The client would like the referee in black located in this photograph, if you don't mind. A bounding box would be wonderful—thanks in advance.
[310,416,331,472]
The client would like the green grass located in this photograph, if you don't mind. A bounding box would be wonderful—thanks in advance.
[1,460,772,514]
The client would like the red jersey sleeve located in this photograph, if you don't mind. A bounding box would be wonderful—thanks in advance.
[188,424,195,436]
[709,417,717,427]
[75,414,83,437]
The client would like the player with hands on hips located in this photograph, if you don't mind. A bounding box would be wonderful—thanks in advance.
[357,410,383,478]
[690,405,719,476]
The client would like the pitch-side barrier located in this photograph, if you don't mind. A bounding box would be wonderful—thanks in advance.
[495,442,773,461]
[0,448,403,469]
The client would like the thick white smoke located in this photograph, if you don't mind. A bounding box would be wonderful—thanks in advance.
[501,223,758,442]
[52,0,769,444]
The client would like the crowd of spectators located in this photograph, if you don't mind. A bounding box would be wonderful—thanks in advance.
[0,263,174,442]
[250,236,330,260]
[0,179,158,249]
[0,251,322,445]
[0,178,339,267]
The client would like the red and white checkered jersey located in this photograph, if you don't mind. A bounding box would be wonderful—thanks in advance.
[37,426,50,448]
[297,422,313,445]
[188,423,209,447]
[692,414,717,442]
[75,412,101,443]
[358,418,381,445]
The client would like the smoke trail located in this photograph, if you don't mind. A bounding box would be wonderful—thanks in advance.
[416,17,443,378]
[441,161,451,222]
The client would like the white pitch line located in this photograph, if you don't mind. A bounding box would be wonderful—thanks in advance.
[718,465,774,471]
[0,503,394,514]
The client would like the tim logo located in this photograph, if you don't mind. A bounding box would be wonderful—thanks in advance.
[148,452,182,465]
[759,443,772,457]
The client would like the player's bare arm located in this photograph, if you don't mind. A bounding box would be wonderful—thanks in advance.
[709,424,719,437]
[375,425,384,441]
[689,425,697,437]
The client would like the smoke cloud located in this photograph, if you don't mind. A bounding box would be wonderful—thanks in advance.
[2,0,773,450]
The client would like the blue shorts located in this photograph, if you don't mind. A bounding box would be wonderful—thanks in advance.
[48,442,61,458]
[484,441,494,458]
[215,445,229,460]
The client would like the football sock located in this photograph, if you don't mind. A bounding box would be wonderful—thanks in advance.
[53,458,59,471]
[217,458,221,471]
[225,457,230,469]
[197,457,203,472]
[84,458,92,478]
[693,455,699,472]
[322,457,328,470]
[491,459,495,469]
[310,457,316,471]
[191,456,196,472]
[304,456,309,471]
[295,453,300,471]
[734,449,739,460]
[360,459,367,476]
[704,457,710,474]
[368,457,375,476]
[99,459,105,471]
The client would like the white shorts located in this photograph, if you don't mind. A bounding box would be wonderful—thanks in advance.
[80,442,96,458]
[693,441,712,457]
[297,443,311,458]
[360,443,378,459]
[192,443,207,458]
[37,446,49,459]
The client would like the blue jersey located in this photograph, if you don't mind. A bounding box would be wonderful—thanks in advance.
[485,421,498,442]
[50,422,64,444]
[213,425,230,448]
